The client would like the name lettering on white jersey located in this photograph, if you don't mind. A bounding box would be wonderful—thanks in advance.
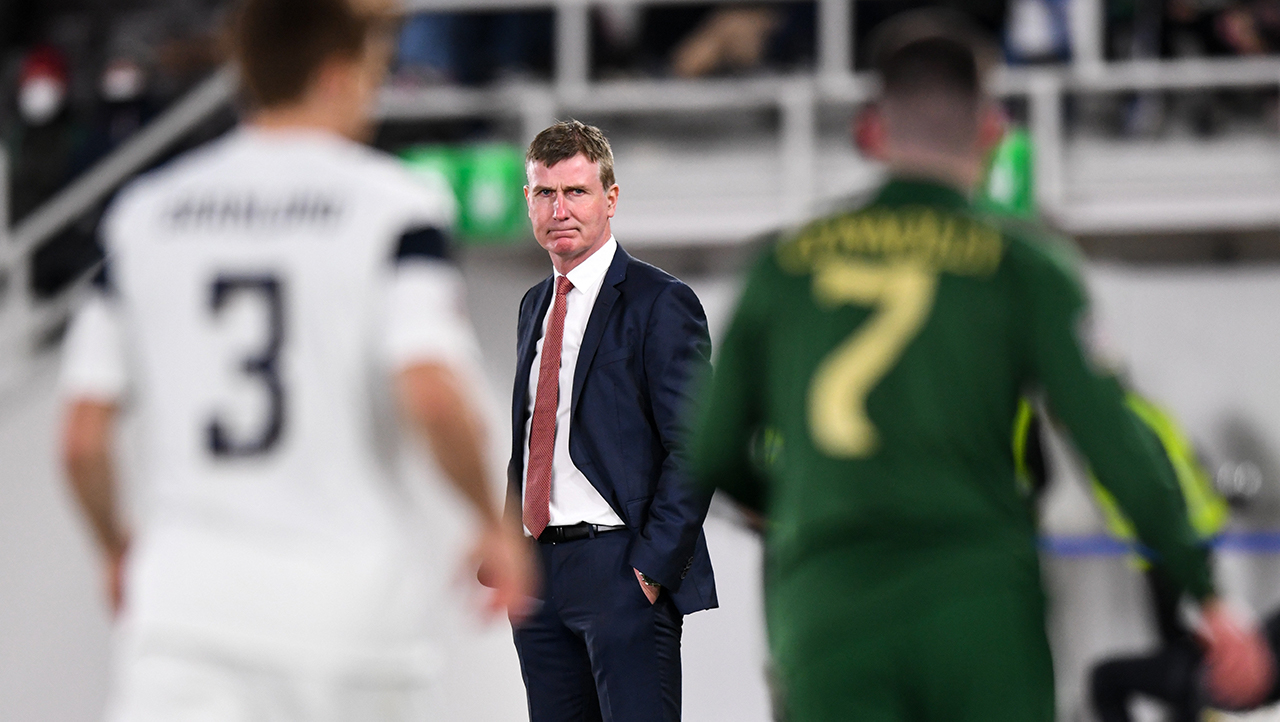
[166,192,344,231]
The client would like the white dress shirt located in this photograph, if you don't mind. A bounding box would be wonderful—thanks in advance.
[522,236,626,531]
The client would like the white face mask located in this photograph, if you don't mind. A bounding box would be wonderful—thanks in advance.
[101,63,144,102]
[19,76,66,125]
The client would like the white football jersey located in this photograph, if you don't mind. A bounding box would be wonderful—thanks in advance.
[61,128,475,676]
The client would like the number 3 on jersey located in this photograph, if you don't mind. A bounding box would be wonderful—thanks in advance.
[206,274,286,458]
[808,261,937,458]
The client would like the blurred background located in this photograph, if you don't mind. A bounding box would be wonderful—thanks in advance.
[1,0,1279,720]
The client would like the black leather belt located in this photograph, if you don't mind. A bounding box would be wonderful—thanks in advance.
[537,523,628,544]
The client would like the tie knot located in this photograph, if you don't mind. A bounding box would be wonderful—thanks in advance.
[556,276,574,296]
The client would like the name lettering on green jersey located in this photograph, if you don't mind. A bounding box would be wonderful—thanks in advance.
[776,208,1003,277]
[808,260,938,457]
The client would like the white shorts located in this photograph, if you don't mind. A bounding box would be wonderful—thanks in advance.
[105,649,434,722]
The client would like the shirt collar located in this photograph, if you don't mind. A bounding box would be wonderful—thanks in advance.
[238,124,356,152]
[558,236,618,292]
[875,176,972,210]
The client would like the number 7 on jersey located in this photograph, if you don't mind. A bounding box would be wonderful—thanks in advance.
[808,260,938,458]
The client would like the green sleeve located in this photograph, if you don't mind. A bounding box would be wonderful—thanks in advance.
[690,251,773,513]
[1015,240,1215,600]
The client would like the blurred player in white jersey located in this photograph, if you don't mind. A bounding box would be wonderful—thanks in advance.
[58,0,534,719]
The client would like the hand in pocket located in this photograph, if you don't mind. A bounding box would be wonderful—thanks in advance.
[634,567,660,605]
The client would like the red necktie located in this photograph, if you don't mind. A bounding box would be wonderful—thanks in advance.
[524,275,573,539]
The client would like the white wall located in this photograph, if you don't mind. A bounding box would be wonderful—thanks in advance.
[0,361,114,722]
[4,256,1280,722]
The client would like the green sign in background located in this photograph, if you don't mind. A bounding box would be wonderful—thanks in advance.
[978,126,1036,219]
[400,143,529,245]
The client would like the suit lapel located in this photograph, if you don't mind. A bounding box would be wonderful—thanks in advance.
[512,277,555,443]
[571,246,630,413]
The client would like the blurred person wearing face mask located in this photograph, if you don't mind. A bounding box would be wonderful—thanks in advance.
[75,56,157,171]
[6,45,83,223]
[18,48,67,126]
[7,43,100,298]
[31,56,158,300]
[99,58,152,141]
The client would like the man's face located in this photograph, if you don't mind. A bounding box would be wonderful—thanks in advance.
[525,154,618,269]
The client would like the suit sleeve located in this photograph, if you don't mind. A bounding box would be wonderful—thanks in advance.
[1017,242,1214,600]
[627,281,714,590]
[506,286,540,510]
[690,253,771,513]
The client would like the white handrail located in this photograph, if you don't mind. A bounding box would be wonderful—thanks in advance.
[377,58,1280,120]
[0,146,8,243]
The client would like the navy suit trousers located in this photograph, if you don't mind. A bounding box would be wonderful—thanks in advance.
[513,531,682,722]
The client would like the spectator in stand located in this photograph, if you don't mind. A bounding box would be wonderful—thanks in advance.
[75,55,157,171]
[668,3,815,78]
[1212,0,1280,53]
[1105,0,1279,136]
[1165,0,1280,55]
[393,10,553,86]
[594,2,817,81]
[1004,0,1072,63]
[633,5,715,75]
[654,1,1008,79]
[395,13,455,84]
[3,44,102,298]
[5,45,82,224]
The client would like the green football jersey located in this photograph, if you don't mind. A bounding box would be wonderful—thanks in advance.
[692,178,1213,600]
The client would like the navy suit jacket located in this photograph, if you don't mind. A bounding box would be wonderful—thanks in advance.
[508,245,717,615]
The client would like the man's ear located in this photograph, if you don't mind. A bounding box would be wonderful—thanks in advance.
[977,101,1007,156]
[853,104,888,160]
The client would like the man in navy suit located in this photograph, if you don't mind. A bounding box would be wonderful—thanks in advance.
[508,120,717,722]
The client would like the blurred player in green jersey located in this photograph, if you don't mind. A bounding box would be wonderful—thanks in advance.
[1078,394,1236,722]
[690,11,1273,722]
